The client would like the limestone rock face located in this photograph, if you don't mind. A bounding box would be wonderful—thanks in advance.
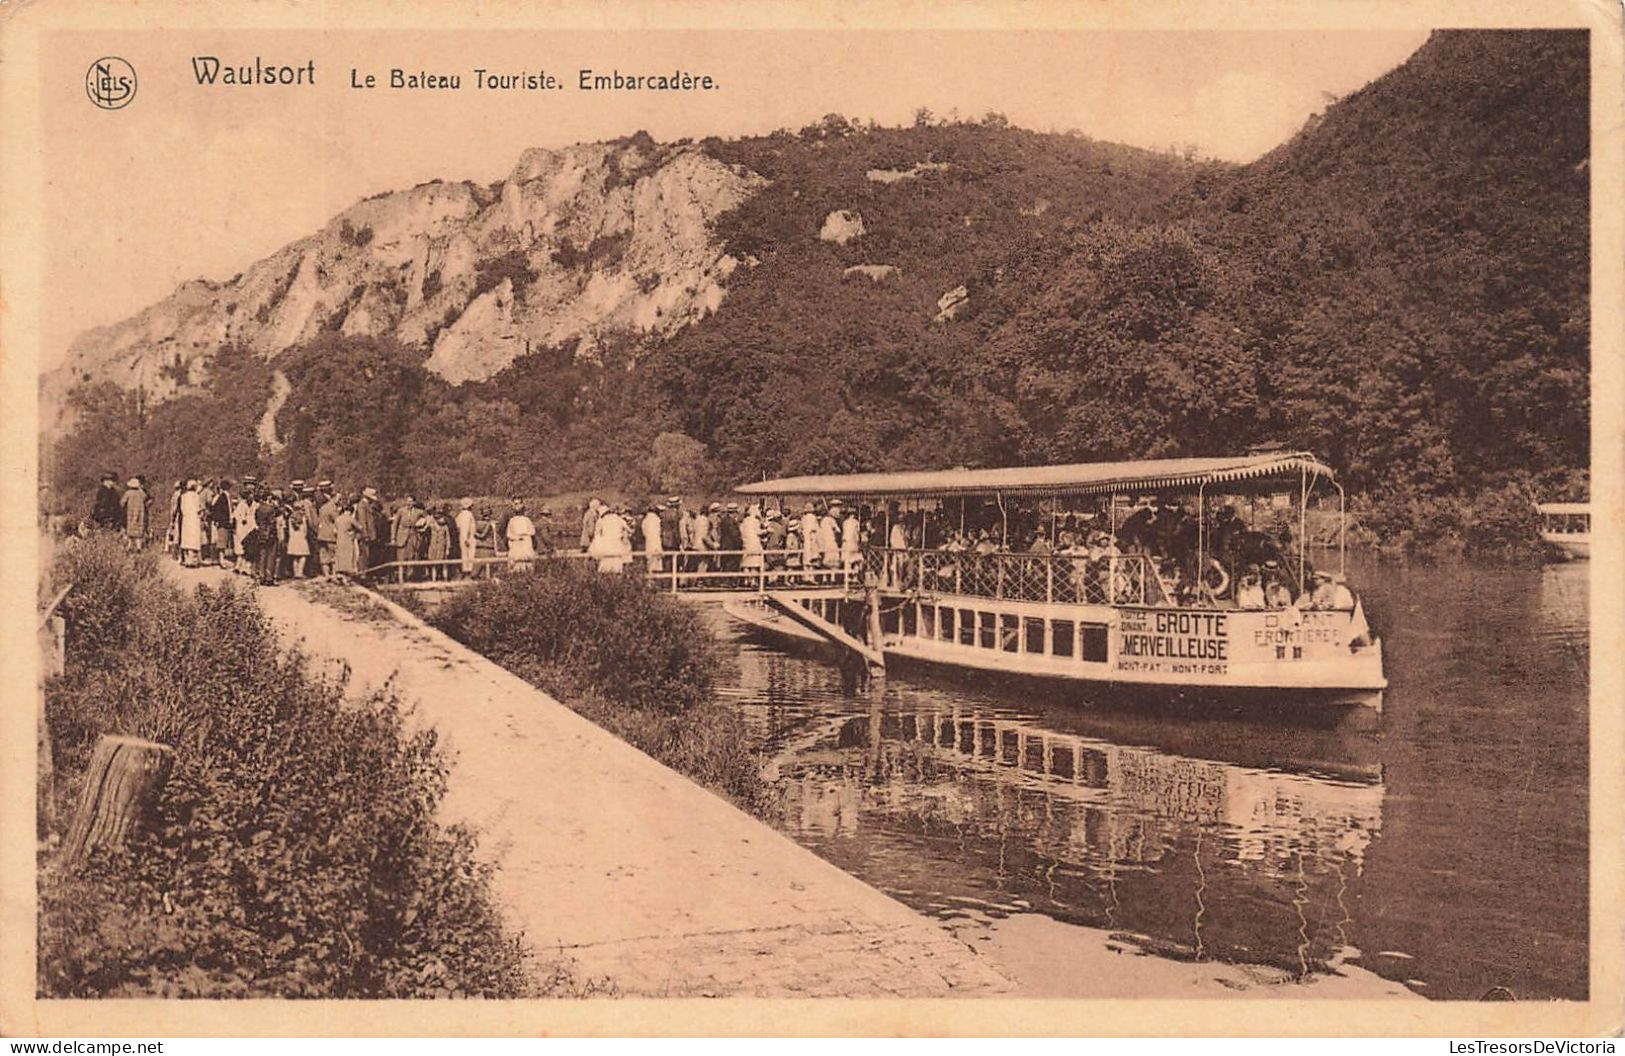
[46,139,767,410]
[819,210,866,244]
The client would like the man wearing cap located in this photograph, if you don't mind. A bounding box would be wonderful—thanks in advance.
[90,472,122,531]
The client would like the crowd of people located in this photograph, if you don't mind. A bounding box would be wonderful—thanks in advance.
[81,471,1352,610]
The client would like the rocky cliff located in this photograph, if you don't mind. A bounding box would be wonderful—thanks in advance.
[48,136,764,407]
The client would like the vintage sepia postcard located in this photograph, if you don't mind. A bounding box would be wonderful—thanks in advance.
[1,0,1620,1039]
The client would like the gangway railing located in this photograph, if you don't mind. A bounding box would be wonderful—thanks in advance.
[357,548,862,594]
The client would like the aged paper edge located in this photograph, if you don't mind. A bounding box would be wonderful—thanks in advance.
[0,0,1619,1038]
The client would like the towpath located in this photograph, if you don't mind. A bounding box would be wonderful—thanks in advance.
[164,564,1012,998]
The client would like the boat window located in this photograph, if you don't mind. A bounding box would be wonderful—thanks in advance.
[881,606,900,636]
[920,604,936,638]
[1000,614,1020,652]
[1024,617,1046,654]
[940,607,955,641]
[960,608,977,646]
[1080,622,1109,663]
[1052,620,1075,658]
[902,604,917,637]
[978,611,996,649]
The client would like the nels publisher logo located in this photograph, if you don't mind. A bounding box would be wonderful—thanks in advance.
[85,56,137,110]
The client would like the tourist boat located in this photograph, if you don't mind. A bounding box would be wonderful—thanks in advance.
[1536,501,1590,560]
[728,452,1387,710]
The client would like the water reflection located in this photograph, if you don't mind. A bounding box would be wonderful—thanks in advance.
[717,631,1386,984]
[708,552,1589,1000]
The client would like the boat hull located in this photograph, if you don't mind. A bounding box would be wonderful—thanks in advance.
[724,596,1385,711]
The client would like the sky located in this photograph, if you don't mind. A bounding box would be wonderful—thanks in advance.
[42,27,1431,366]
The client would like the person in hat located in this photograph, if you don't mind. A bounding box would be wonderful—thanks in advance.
[233,481,259,575]
[739,503,764,579]
[1308,570,1355,611]
[316,486,340,578]
[763,507,787,570]
[389,495,423,580]
[1262,560,1295,609]
[798,503,820,579]
[580,498,602,552]
[254,489,285,585]
[120,477,148,552]
[333,495,361,579]
[718,501,742,577]
[1236,566,1266,610]
[177,479,205,567]
[817,502,841,575]
[659,497,681,558]
[424,505,453,581]
[506,501,537,572]
[208,479,233,568]
[284,487,313,578]
[455,498,479,578]
[642,503,665,574]
[841,503,864,572]
[90,471,123,531]
[689,503,712,575]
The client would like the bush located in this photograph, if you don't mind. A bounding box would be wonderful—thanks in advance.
[39,535,533,998]
[433,562,768,808]
[1462,480,1545,558]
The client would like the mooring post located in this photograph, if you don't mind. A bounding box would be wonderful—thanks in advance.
[61,735,175,867]
[864,571,886,682]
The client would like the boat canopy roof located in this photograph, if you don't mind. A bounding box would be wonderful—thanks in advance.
[736,452,1335,499]
[1536,502,1590,515]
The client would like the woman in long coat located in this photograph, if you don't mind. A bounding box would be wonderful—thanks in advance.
[121,479,148,552]
[333,500,360,578]
[178,480,205,567]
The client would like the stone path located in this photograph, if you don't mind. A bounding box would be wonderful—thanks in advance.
[165,566,1012,998]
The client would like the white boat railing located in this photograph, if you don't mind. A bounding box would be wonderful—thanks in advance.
[874,547,1176,607]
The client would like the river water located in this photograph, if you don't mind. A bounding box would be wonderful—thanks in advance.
[706,553,1590,1000]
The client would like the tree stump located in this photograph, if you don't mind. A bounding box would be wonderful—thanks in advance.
[61,735,174,867]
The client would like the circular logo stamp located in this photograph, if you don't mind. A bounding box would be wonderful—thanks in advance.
[85,57,137,110]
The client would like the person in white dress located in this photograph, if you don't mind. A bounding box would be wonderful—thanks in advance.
[591,506,632,573]
[841,506,863,572]
[506,503,537,571]
[641,505,664,573]
[455,498,479,578]
[818,502,842,576]
[798,504,820,579]
[177,480,205,567]
[740,505,764,579]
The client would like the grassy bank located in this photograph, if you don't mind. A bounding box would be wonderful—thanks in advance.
[38,535,544,998]
[431,561,770,812]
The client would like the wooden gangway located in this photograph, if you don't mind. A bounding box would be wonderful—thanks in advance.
[355,548,887,672]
